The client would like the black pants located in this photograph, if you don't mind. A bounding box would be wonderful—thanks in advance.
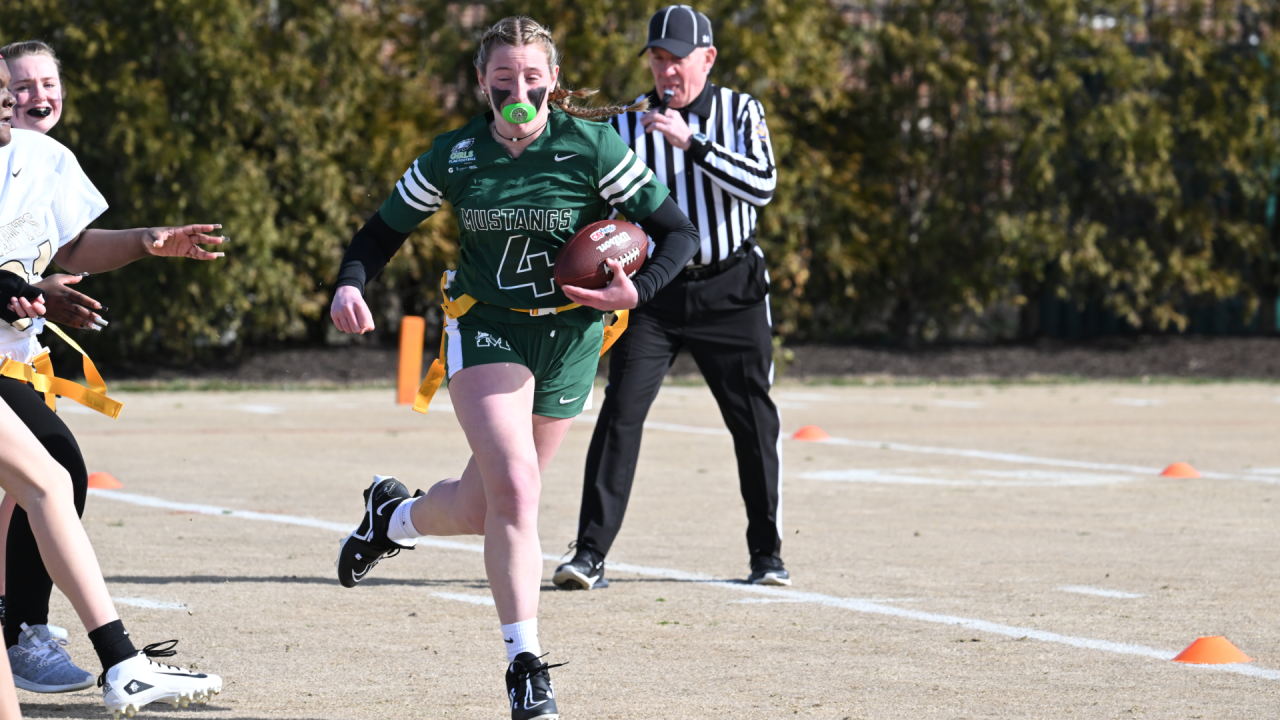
[576,248,783,560]
[0,377,88,648]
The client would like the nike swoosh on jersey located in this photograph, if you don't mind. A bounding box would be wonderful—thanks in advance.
[10,169,19,177]
[558,396,580,404]
[554,154,578,162]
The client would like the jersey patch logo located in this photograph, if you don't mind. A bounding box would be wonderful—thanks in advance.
[450,138,477,165]
[755,119,769,142]
[475,332,512,351]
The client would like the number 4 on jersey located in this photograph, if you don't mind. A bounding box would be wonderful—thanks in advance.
[496,234,556,298]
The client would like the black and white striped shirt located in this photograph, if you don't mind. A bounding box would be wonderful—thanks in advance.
[610,83,777,266]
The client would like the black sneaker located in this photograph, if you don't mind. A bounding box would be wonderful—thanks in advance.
[747,555,791,586]
[335,475,422,588]
[505,652,563,720]
[552,543,608,590]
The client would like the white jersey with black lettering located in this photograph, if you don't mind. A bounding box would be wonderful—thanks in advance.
[0,128,107,362]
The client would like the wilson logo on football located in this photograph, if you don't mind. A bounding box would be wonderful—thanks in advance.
[589,224,617,242]
[596,232,633,253]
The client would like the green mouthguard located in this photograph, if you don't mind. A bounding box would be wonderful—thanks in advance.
[502,102,537,125]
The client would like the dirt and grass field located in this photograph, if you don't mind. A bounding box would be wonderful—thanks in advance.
[19,379,1280,718]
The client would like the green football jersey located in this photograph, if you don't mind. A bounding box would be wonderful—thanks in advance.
[379,108,669,328]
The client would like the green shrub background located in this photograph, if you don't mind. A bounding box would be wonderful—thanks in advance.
[1,0,1278,361]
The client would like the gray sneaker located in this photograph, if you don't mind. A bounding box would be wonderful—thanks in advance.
[8,622,95,693]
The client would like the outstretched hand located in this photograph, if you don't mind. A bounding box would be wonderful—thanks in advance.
[331,285,376,334]
[145,224,227,260]
[561,259,639,312]
[31,274,103,329]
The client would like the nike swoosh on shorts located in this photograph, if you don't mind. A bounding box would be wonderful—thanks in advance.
[554,154,577,162]
[558,396,580,404]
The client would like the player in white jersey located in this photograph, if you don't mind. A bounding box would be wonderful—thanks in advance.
[0,54,224,715]
[0,39,97,664]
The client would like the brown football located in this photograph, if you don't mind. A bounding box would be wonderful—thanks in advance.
[554,219,649,290]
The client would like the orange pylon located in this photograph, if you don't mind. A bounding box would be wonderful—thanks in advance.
[1172,636,1251,664]
[1160,462,1201,478]
[397,316,426,405]
[87,472,123,490]
[792,425,830,442]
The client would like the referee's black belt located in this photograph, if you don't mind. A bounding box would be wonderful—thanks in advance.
[681,241,755,281]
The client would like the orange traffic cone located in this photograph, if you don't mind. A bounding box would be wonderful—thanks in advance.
[1172,636,1251,664]
[87,472,123,490]
[792,425,830,442]
[1160,462,1201,478]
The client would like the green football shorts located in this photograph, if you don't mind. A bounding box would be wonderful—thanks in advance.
[443,312,604,418]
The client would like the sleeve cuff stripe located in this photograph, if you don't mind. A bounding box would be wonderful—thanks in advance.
[396,181,438,212]
[600,159,648,201]
[610,167,655,205]
[410,164,443,199]
[599,151,638,188]
[402,169,442,204]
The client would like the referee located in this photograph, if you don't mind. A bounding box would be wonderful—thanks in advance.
[554,4,786,589]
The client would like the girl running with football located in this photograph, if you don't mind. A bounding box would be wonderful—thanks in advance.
[330,16,699,720]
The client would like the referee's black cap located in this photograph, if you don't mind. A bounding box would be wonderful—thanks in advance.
[641,5,713,58]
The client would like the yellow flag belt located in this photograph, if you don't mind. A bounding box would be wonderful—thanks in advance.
[0,322,123,419]
[412,272,628,414]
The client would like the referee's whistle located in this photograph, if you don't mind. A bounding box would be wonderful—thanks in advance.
[657,89,675,114]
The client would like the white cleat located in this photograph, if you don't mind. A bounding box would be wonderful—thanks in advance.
[102,644,221,718]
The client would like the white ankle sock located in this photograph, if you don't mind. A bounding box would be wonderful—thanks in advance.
[500,619,540,664]
[385,497,422,546]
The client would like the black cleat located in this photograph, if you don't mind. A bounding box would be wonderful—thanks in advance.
[552,544,608,590]
[747,555,791,586]
[335,475,422,588]
[506,652,563,720]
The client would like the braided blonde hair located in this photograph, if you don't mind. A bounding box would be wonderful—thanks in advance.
[474,17,648,120]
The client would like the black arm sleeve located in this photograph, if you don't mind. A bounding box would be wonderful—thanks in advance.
[334,211,413,296]
[0,270,43,325]
[631,196,700,306]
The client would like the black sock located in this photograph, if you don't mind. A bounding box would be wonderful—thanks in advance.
[88,620,138,672]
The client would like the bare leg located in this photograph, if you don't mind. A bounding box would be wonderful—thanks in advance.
[0,646,18,720]
[411,416,573,537]
[0,401,117,633]
[0,495,12,596]
[410,363,573,624]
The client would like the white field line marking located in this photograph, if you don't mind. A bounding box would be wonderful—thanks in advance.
[88,488,1280,681]
[234,405,283,415]
[1058,586,1145,599]
[113,597,187,610]
[1110,398,1162,407]
[577,419,1279,484]
[934,400,984,409]
[732,597,920,604]
[431,592,495,606]
[801,468,1136,487]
